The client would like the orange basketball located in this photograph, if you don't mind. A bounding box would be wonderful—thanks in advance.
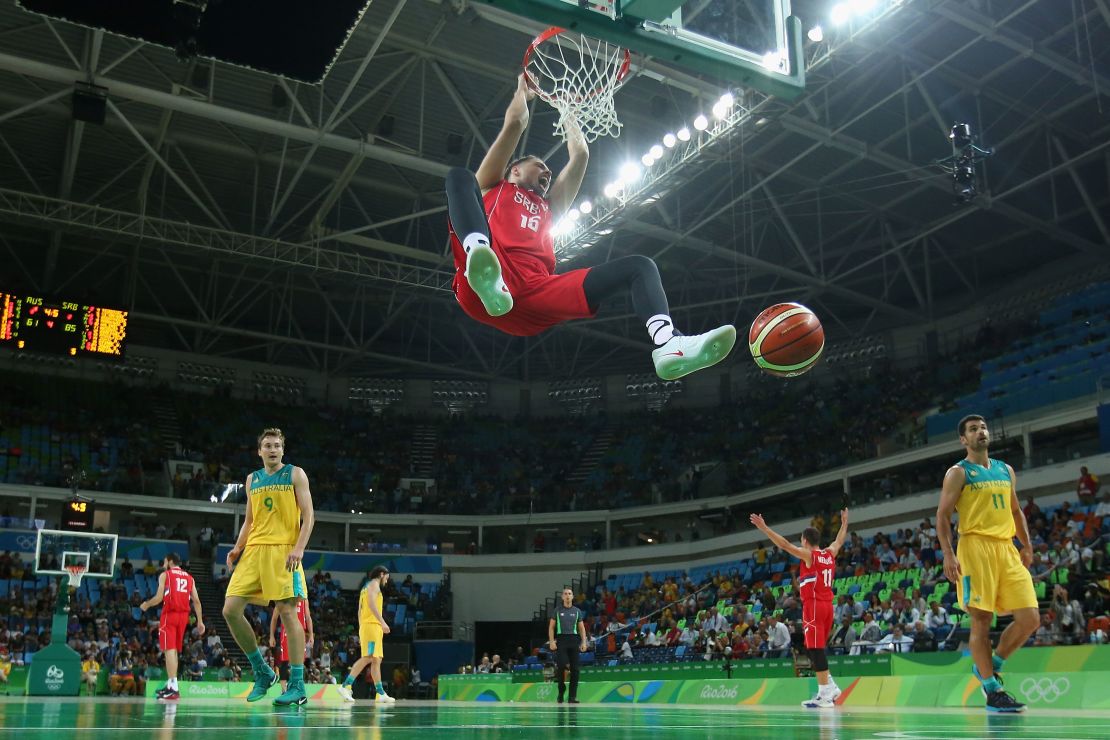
[748,302,824,377]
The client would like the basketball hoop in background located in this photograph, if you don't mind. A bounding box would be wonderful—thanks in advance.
[523,26,632,143]
[64,563,87,589]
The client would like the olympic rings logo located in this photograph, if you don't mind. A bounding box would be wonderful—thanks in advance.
[16,535,35,550]
[1019,677,1070,704]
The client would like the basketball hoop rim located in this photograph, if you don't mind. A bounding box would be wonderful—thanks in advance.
[522,26,632,103]
[65,564,88,588]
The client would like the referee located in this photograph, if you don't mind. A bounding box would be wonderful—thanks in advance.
[547,587,588,704]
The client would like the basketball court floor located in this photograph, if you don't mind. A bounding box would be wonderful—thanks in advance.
[2,698,1109,739]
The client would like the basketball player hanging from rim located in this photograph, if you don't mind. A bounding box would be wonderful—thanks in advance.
[445,73,737,380]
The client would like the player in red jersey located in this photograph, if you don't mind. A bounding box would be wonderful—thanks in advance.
[269,598,313,691]
[444,74,736,381]
[750,509,849,709]
[140,552,205,700]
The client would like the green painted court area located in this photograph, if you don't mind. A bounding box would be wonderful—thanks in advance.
[2,698,1110,739]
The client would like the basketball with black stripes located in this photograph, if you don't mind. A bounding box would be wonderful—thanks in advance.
[748,302,824,377]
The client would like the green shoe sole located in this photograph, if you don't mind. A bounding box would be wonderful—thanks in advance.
[465,245,513,317]
[654,325,737,380]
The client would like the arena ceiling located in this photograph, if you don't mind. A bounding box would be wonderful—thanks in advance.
[0,0,1107,381]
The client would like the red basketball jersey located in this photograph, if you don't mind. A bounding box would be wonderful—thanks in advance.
[162,566,194,613]
[482,181,555,280]
[798,548,835,603]
[278,599,309,659]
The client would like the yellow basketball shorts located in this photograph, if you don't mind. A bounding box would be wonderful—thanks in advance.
[359,623,384,659]
[955,534,1037,615]
[225,544,307,606]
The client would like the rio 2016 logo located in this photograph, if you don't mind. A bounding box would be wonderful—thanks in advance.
[535,684,555,700]
[1019,677,1070,704]
[45,664,65,691]
[700,684,739,700]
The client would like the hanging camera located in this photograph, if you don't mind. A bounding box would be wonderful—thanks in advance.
[934,123,994,205]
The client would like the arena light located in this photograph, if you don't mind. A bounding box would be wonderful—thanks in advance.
[567,207,581,221]
[603,182,620,198]
[579,200,592,214]
[619,161,642,183]
[830,2,851,25]
[663,133,677,148]
[851,0,878,13]
[551,218,573,237]
[807,25,824,42]
[693,114,709,131]
[641,153,655,166]
[676,127,691,141]
[649,144,664,159]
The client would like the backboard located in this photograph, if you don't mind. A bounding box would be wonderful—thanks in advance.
[478,0,804,98]
[34,528,118,582]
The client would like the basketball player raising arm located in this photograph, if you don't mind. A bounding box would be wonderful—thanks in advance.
[444,73,736,381]
[750,510,847,709]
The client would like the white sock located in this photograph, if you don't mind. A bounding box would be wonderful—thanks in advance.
[168,677,178,690]
[647,314,676,345]
[462,233,490,254]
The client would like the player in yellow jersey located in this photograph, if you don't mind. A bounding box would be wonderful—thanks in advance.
[335,566,394,703]
[937,414,1038,713]
[222,427,316,706]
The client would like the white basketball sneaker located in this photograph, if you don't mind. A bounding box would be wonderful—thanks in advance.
[802,684,841,709]
[374,691,396,704]
[464,241,513,317]
[335,684,355,702]
[651,325,737,380]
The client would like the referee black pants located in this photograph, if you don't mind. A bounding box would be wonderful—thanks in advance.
[554,638,581,701]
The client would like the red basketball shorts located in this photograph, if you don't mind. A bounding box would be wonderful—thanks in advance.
[159,611,189,652]
[803,600,834,650]
[450,234,595,336]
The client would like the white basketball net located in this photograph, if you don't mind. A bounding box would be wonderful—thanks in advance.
[525,30,630,143]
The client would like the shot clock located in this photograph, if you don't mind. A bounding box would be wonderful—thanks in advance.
[62,497,96,531]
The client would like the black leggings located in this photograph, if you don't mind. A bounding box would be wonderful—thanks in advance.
[582,255,670,324]
[445,167,671,324]
[446,167,490,242]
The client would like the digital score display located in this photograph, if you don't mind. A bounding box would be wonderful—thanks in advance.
[0,292,127,357]
[62,498,96,531]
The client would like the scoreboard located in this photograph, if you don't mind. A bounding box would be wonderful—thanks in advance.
[0,292,128,357]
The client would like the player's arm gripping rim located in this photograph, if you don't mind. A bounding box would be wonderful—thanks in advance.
[546,116,588,217]
[227,472,256,571]
[475,74,534,193]
[139,571,167,612]
[936,465,966,583]
[287,466,315,572]
[749,513,813,567]
[190,581,205,636]
[1007,464,1034,569]
[367,579,391,635]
